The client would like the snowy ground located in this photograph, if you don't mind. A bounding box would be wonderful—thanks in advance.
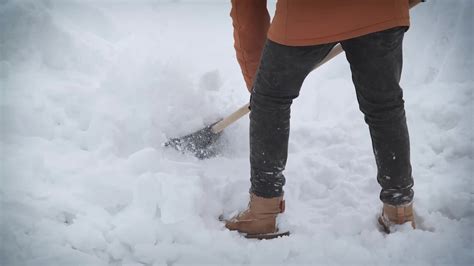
[1,0,473,265]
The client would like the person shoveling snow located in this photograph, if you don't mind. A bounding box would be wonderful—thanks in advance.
[220,0,424,239]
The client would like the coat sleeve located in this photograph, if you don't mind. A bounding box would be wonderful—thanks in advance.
[230,0,270,92]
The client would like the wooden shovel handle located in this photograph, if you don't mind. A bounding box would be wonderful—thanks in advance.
[211,1,422,134]
[211,103,250,133]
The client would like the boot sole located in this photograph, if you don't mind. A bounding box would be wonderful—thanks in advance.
[245,230,290,240]
[219,215,290,239]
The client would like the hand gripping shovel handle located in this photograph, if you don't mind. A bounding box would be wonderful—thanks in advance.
[210,0,423,134]
[210,44,344,134]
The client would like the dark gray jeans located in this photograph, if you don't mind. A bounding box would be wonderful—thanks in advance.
[249,26,414,206]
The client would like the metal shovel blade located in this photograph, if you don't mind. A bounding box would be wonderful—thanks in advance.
[164,104,251,159]
[164,122,222,159]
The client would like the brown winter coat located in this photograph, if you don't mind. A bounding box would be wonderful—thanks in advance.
[230,0,419,91]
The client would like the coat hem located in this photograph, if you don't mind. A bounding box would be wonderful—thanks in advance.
[267,18,410,46]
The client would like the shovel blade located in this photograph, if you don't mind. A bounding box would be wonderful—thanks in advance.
[164,123,222,159]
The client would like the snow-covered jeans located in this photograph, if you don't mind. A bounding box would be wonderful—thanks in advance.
[250,26,414,206]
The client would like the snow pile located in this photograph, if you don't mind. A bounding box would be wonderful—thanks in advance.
[1,0,473,265]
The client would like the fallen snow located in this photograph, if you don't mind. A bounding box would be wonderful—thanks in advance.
[1,0,473,265]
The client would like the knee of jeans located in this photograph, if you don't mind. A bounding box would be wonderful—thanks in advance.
[250,91,295,111]
[360,102,407,125]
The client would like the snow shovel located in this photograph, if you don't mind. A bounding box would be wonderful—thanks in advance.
[163,0,425,159]
[164,44,344,159]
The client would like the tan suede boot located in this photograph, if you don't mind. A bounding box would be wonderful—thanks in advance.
[223,193,289,239]
[378,202,416,233]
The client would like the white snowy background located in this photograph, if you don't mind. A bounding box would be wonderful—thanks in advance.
[1,0,473,265]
